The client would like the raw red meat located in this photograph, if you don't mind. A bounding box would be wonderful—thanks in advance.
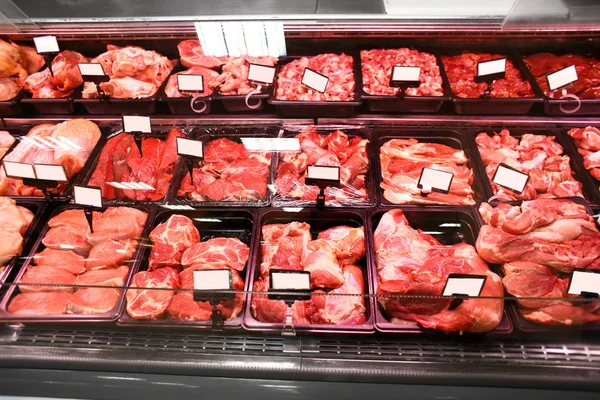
[317,226,365,266]
[181,238,250,271]
[149,215,200,270]
[19,265,77,293]
[67,288,121,314]
[23,50,88,98]
[126,267,179,319]
[87,207,147,246]
[361,48,444,97]
[275,54,355,101]
[218,55,278,95]
[568,126,600,181]
[43,225,91,256]
[164,65,220,97]
[32,248,86,275]
[85,239,137,270]
[311,265,367,324]
[302,239,344,289]
[442,53,533,98]
[75,266,129,287]
[250,277,315,324]
[260,222,311,277]
[7,292,70,315]
[177,40,227,69]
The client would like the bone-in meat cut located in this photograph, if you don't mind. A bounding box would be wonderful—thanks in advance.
[568,126,600,181]
[23,50,88,98]
[0,39,44,101]
[0,197,33,268]
[177,40,227,69]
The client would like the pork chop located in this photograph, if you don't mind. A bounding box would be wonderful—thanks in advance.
[8,292,70,315]
[181,237,249,271]
[43,225,92,256]
[75,266,130,288]
[85,239,137,270]
[67,288,121,314]
[149,214,200,270]
[126,267,179,319]
[32,248,86,275]
[19,265,77,293]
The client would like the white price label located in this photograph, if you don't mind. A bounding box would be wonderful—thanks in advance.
[418,167,454,193]
[568,269,600,296]
[248,63,276,85]
[193,269,232,291]
[391,66,421,82]
[177,74,204,92]
[33,35,59,54]
[271,271,311,290]
[301,68,329,93]
[547,65,578,91]
[492,163,529,193]
[2,161,36,179]
[443,274,487,297]
[122,115,151,134]
[307,165,340,181]
[240,137,300,152]
[73,185,103,208]
[77,63,106,77]
[33,164,67,182]
[176,137,204,158]
[477,58,506,77]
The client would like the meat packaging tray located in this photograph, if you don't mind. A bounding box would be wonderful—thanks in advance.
[367,206,513,335]
[21,90,77,115]
[271,125,377,208]
[0,203,155,323]
[466,127,599,204]
[216,89,272,113]
[0,90,26,116]
[167,124,280,208]
[243,208,375,335]
[563,127,600,204]
[374,127,487,206]
[117,207,255,330]
[439,53,544,115]
[268,56,363,118]
[74,79,166,115]
[158,62,213,115]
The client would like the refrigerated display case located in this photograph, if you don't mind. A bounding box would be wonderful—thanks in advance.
[1,1,600,398]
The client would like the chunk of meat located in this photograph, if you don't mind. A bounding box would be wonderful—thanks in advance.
[181,238,249,271]
[8,292,70,315]
[67,288,121,314]
[75,266,129,287]
[19,265,77,293]
[85,239,137,270]
[43,225,92,256]
[260,222,311,276]
[0,130,15,157]
[177,39,227,69]
[149,215,200,270]
[164,65,220,97]
[218,55,278,95]
[317,226,365,265]
[502,262,569,309]
[23,50,88,98]
[568,126,600,181]
[0,230,23,266]
[32,248,86,275]
[250,277,315,324]
[87,207,147,246]
[302,239,344,289]
[126,267,179,319]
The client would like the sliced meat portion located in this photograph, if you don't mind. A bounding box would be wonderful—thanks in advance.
[32,248,86,275]
[181,238,249,271]
[317,226,365,266]
[19,265,77,293]
[568,126,600,181]
[67,288,121,314]
[43,225,92,256]
[75,266,130,288]
[126,267,179,319]
[8,292,70,315]
[177,39,227,69]
[302,239,344,289]
[260,222,311,276]
[48,209,93,231]
[85,239,137,270]
[149,215,200,270]
[87,207,147,246]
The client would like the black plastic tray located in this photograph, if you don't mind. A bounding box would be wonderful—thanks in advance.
[466,127,599,204]
[0,204,154,323]
[268,56,362,118]
[0,90,25,116]
[158,61,214,115]
[563,127,600,204]
[217,89,272,113]
[368,206,513,335]
[118,208,254,330]
[168,124,280,207]
[21,90,77,115]
[374,127,486,206]
[243,208,375,334]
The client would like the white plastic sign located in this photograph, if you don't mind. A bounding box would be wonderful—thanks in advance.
[301,68,329,93]
[477,58,506,77]
[547,65,578,91]
[568,270,600,296]
[73,185,103,208]
[418,167,453,193]
[248,63,276,85]
[176,137,204,158]
[193,269,232,291]
[391,66,421,82]
[177,74,204,92]
[271,272,311,291]
[122,115,151,134]
[240,137,300,152]
[307,165,340,181]
[77,63,106,77]
[33,164,67,182]
[2,161,36,179]
[492,163,529,193]
[443,274,486,297]
[33,35,59,54]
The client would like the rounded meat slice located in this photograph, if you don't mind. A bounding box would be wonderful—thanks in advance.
[149,214,200,271]
[8,292,70,315]
[75,266,130,288]
[19,265,77,293]
[85,239,137,270]
[32,248,86,275]
[126,267,179,319]
[67,288,121,314]
[181,238,249,271]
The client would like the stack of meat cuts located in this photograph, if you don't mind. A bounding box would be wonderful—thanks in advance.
[88,128,183,201]
[476,199,600,325]
[178,137,271,202]
[476,129,584,200]
[82,45,174,99]
[252,222,367,325]
[524,53,600,98]
[0,131,15,158]
[568,126,600,181]
[374,209,504,333]
[275,54,356,101]
[0,197,33,271]
[7,207,147,315]
[379,138,476,205]
[23,50,88,98]
[442,53,534,98]
[361,49,444,97]
[0,39,44,101]
[177,40,227,70]
[218,55,278,95]
[274,127,370,205]
[126,214,248,321]
[0,119,101,196]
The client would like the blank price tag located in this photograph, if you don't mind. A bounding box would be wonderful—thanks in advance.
[391,66,421,83]
[177,75,204,92]
[270,271,311,291]
[73,185,103,208]
[193,269,233,291]
[307,165,340,181]
[77,63,106,77]
[492,163,529,194]
[477,58,506,77]
[248,63,276,85]
[301,68,329,93]
[417,167,454,194]
[33,35,59,54]
[547,65,578,91]
[2,161,36,179]
[568,269,600,296]
[442,274,487,297]
[176,137,204,158]
[122,115,151,134]
[33,164,67,182]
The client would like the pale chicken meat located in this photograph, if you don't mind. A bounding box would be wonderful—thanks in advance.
[0,131,15,158]
[0,39,43,100]
[23,50,88,98]
[0,197,34,267]
[568,126,600,181]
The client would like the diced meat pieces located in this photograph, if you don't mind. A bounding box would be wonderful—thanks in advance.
[181,238,249,271]
[126,267,179,319]
[149,215,200,270]
[8,292,70,315]
[219,55,278,95]
[568,126,600,181]
[67,288,122,314]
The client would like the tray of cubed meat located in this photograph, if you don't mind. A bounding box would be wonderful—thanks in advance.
[118,209,253,330]
[523,53,600,116]
[440,52,542,115]
[567,126,600,202]
[0,205,152,323]
[475,198,600,332]
[80,126,187,204]
[158,61,217,115]
[370,207,511,335]
[171,125,279,207]
[470,128,597,202]
[243,208,374,334]
[74,44,175,115]
[359,48,449,113]
[375,128,485,206]
[0,119,103,202]
[269,54,362,117]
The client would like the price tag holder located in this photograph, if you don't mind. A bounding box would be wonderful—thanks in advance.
[77,63,109,84]
[122,115,152,134]
[442,273,487,310]
[568,269,600,301]
[417,167,454,195]
[33,164,67,182]
[305,165,340,188]
[177,74,204,92]
[193,269,234,302]
[301,68,329,93]
[269,271,311,303]
[176,137,203,159]
[389,66,421,97]
[33,35,59,54]
[492,163,529,194]
[248,63,276,85]
[474,58,506,83]
[547,65,578,91]
[72,185,103,233]
[2,161,36,180]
